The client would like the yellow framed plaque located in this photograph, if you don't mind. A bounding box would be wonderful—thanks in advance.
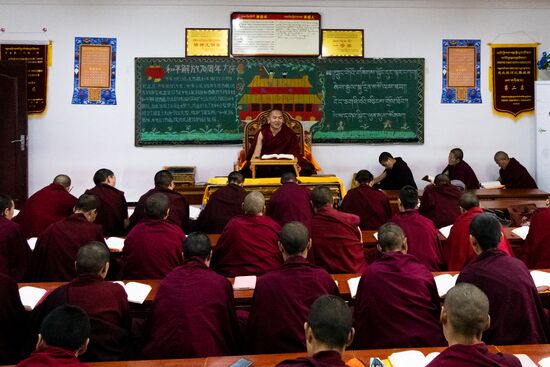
[322,29,364,57]
[186,28,229,57]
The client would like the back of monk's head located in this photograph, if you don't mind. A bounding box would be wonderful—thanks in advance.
[355,170,373,185]
[378,152,393,164]
[93,168,114,185]
[434,173,450,186]
[0,194,13,214]
[445,283,489,338]
[243,191,265,215]
[280,221,309,255]
[281,171,297,184]
[183,232,212,260]
[308,295,353,349]
[311,186,332,209]
[494,151,509,162]
[469,213,501,251]
[53,174,71,189]
[399,185,418,210]
[145,193,170,219]
[378,222,405,252]
[75,194,100,213]
[154,170,174,189]
[459,191,479,210]
[227,171,244,185]
[450,148,464,161]
[76,242,110,276]
[40,305,90,352]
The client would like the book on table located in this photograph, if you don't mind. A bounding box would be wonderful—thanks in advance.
[480,181,505,189]
[433,274,458,297]
[112,281,152,304]
[19,286,47,310]
[260,154,294,160]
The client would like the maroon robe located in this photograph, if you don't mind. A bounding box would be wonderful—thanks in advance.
[310,206,366,273]
[499,158,537,189]
[13,183,77,238]
[122,218,185,279]
[444,207,513,271]
[419,183,462,228]
[520,208,550,268]
[426,343,521,367]
[276,351,347,367]
[390,210,444,271]
[267,182,313,228]
[339,185,392,230]
[0,216,31,281]
[353,252,445,349]
[457,248,548,345]
[379,157,417,190]
[31,274,131,362]
[212,215,282,277]
[129,187,189,232]
[442,160,480,189]
[28,214,105,282]
[0,273,27,365]
[16,346,88,367]
[85,184,128,237]
[143,257,239,358]
[196,183,247,234]
[246,256,339,354]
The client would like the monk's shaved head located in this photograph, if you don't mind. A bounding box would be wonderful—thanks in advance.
[93,168,114,185]
[445,283,489,338]
[494,151,509,161]
[145,193,170,219]
[450,148,464,161]
[41,305,90,352]
[0,194,13,214]
[308,295,353,349]
[53,174,71,188]
[470,213,501,251]
[243,191,265,215]
[76,242,110,275]
[281,171,297,184]
[279,221,309,255]
[434,173,450,186]
[355,170,373,184]
[228,171,244,185]
[459,192,479,210]
[75,194,100,212]
[378,223,406,252]
[378,152,393,164]
[154,170,174,189]
[311,186,333,209]
[183,232,212,260]
[399,185,418,210]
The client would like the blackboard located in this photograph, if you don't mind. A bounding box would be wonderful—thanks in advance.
[135,57,424,145]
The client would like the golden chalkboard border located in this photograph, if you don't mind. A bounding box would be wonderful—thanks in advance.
[322,29,364,58]
[186,28,229,57]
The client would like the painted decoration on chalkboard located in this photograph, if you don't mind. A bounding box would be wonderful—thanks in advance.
[441,39,481,104]
[135,57,424,145]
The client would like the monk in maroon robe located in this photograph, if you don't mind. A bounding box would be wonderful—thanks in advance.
[340,170,392,230]
[129,169,189,232]
[122,193,185,279]
[373,152,417,189]
[444,192,513,271]
[85,168,128,237]
[267,172,313,228]
[13,175,77,238]
[196,171,247,233]
[247,222,339,354]
[0,273,27,365]
[275,295,353,367]
[353,223,445,349]
[494,151,537,189]
[519,207,550,268]
[442,148,480,189]
[20,305,90,367]
[310,186,366,273]
[28,194,105,282]
[390,186,444,271]
[212,191,282,277]
[456,214,548,345]
[144,232,239,358]
[0,194,31,281]
[426,283,521,367]
[31,243,131,362]
[419,174,462,228]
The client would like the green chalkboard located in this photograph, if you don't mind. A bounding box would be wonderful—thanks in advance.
[135,57,424,145]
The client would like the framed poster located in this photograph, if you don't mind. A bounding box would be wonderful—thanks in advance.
[441,39,481,103]
[186,28,229,57]
[322,30,364,57]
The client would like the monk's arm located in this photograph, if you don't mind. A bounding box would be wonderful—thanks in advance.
[251,132,264,159]
[371,170,387,186]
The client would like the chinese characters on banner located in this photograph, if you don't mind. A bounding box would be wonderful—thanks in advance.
[441,39,481,104]
[491,44,537,118]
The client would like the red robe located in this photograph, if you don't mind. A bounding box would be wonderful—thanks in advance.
[85,184,128,237]
[419,183,462,228]
[267,182,313,228]
[0,216,31,281]
[390,210,444,271]
[442,160,480,189]
[520,207,550,268]
[353,252,445,349]
[122,218,185,279]
[310,206,366,273]
[16,346,88,367]
[196,183,247,234]
[499,158,537,189]
[129,187,189,232]
[426,343,521,367]
[212,215,282,277]
[444,207,513,271]
[0,274,27,365]
[13,183,77,238]
[143,257,239,358]
[340,185,392,230]
[379,157,417,190]
[28,214,105,282]
[457,249,548,345]
[31,274,131,362]
[246,256,339,354]
[276,351,347,367]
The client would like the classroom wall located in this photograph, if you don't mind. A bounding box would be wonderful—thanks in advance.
[1,0,549,200]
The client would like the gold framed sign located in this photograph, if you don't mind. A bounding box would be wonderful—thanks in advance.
[322,29,364,57]
[186,28,229,57]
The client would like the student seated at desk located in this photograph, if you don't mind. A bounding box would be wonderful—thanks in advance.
[442,148,480,190]
[0,194,31,281]
[372,152,417,190]
[419,173,462,229]
[494,151,537,189]
[267,172,313,228]
[0,273,27,365]
[520,203,550,268]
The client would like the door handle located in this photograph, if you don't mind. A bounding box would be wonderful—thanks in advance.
[10,134,26,151]
[538,128,547,133]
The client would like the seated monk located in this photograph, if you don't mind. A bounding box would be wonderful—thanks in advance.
[442,148,480,190]
[20,305,90,367]
[457,214,549,345]
[353,223,445,349]
[0,194,31,281]
[246,222,339,354]
[85,168,129,237]
[519,203,550,268]
[31,242,131,362]
[267,172,313,228]
[13,174,76,238]
[372,152,417,189]
[196,171,247,234]
[426,283,521,367]
[275,295,354,367]
[419,174,462,228]
[494,151,537,189]
[0,273,27,365]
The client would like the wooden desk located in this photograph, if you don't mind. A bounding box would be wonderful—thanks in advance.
[250,158,299,179]
[480,199,547,210]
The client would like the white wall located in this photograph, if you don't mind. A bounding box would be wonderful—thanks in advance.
[1,0,549,200]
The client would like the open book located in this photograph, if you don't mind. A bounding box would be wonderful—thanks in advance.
[530,270,550,291]
[421,175,435,184]
[388,350,440,367]
[480,181,505,189]
[189,205,202,220]
[113,281,152,304]
[261,154,294,160]
[27,237,38,251]
[19,286,47,310]
[105,237,125,252]
[438,224,453,239]
[513,354,537,367]
[347,276,361,298]
[233,275,257,290]
[512,226,530,240]
[540,356,550,367]
[433,273,458,297]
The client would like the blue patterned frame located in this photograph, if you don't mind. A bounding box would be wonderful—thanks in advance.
[441,39,481,104]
